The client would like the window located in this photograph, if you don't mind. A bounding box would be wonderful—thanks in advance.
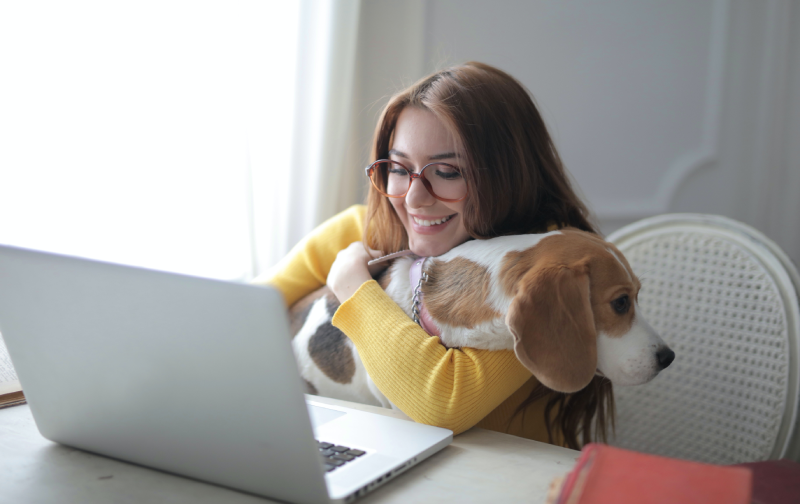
[0,1,300,280]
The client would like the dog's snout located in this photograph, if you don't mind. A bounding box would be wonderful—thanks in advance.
[656,347,675,370]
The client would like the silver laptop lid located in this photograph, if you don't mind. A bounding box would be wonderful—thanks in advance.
[0,244,330,504]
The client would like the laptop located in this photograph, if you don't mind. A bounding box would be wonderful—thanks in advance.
[0,244,452,504]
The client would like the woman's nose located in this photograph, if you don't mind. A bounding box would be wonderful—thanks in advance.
[405,175,435,208]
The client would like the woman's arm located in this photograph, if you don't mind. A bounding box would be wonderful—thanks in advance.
[251,205,367,306]
[333,280,532,435]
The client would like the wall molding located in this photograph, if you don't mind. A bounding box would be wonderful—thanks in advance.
[594,0,730,220]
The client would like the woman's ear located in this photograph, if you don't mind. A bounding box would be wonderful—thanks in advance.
[506,263,597,393]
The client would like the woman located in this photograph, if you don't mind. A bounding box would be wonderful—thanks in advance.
[256,62,611,449]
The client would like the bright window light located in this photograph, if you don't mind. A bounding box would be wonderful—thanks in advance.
[0,1,300,280]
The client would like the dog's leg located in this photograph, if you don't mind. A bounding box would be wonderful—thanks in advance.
[363,365,393,409]
[291,289,388,407]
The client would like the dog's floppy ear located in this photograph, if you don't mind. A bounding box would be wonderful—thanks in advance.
[506,263,597,393]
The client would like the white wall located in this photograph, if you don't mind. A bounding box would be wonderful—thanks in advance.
[348,0,800,267]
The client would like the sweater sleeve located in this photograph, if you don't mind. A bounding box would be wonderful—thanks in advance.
[251,204,366,306]
[333,280,533,435]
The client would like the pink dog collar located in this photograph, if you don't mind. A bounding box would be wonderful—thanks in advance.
[409,257,441,337]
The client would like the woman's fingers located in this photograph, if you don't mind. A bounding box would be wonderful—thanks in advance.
[327,242,375,303]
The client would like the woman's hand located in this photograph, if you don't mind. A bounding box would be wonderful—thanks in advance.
[327,242,386,303]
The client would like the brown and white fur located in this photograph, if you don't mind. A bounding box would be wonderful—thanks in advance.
[290,228,674,410]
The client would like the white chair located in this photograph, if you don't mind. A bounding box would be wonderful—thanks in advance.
[607,214,800,464]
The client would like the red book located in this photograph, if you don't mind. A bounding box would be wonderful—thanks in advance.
[735,459,800,504]
[548,444,753,504]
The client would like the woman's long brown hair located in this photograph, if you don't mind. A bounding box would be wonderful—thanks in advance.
[363,62,610,449]
[515,377,615,450]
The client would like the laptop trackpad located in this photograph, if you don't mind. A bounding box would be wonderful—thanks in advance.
[307,404,347,430]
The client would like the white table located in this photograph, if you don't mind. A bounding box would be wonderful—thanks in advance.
[0,397,579,503]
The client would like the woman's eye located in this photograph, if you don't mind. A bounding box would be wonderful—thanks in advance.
[388,167,408,176]
[611,295,630,315]
[434,168,462,180]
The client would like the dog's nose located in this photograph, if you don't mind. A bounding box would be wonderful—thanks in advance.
[656,347,675,370]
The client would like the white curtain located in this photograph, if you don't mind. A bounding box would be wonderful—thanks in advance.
[0,1,302,281]
[250,0,363,276]
[0,1,362,281]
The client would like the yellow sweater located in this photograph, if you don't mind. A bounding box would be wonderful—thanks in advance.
[254,205,560,444]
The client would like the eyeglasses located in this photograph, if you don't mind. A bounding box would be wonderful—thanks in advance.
[365,159,468,203]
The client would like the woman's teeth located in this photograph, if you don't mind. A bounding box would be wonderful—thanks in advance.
[413,215,452,227]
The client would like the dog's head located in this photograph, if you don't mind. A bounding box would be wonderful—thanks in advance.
[503,229,674,393]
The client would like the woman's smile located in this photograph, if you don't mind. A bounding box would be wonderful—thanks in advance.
[410,213,457,231]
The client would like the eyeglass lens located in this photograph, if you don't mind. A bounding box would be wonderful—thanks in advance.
[371,161,466,200]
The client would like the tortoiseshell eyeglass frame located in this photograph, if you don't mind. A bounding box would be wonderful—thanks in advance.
[364,159,468,203]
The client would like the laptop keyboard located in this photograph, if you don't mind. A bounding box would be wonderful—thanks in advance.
[317,441,366,472]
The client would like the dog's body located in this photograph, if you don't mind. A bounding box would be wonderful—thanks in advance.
[290,228,674,410]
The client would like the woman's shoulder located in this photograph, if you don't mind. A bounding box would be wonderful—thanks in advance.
[302,204,367,245]
[341,203,366,221]
[323,203,366,223]
[321,204,366,233]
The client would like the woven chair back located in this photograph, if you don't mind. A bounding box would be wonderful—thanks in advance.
[607,214,800,463]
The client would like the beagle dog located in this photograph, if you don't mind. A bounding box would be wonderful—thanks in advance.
[290,228,674,409]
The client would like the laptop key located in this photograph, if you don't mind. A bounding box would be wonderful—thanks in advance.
[316,440,367,472]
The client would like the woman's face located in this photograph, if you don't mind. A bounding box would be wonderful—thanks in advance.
[388,107,471,257]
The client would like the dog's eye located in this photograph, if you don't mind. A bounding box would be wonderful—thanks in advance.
[611,295,630,314]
